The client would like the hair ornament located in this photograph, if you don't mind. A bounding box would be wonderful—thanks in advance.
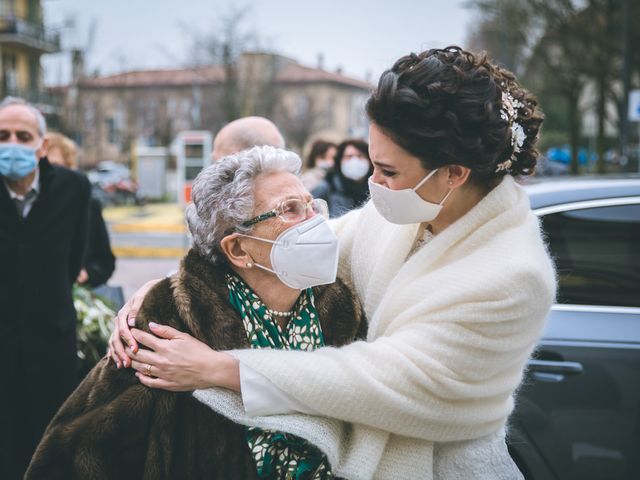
[496,89,526,173]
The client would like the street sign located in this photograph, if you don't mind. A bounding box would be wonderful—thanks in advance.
[175,131,212,205]
[629,89,640,121]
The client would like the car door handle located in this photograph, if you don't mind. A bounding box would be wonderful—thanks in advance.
[527,359,583,375]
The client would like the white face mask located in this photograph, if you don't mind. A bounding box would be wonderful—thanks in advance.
[315,159,333,171]
[368,168,453,224]
[340,157,370,181]
[238,215,339,290]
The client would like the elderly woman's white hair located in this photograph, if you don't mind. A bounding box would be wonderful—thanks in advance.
[186,145,302,263]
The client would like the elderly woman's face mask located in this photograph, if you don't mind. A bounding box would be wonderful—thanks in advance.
[237,198,339,290]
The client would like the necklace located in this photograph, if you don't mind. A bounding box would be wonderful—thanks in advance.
[267,309,294,317]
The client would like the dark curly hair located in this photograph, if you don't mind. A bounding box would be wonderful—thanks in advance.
[366,46,543,182]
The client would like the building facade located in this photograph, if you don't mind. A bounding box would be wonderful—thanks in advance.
[59,52,372,167]
[0,0,60,115]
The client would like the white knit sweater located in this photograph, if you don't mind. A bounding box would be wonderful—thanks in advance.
[194,176,556,479]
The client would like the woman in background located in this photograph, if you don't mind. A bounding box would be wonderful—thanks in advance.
[312,139,372,217]
[46,132,115,287]
[300,139,337,191]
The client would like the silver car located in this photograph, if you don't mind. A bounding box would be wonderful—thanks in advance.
[509,177,640,480]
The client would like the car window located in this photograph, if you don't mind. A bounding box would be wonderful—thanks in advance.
[540,203,640,307]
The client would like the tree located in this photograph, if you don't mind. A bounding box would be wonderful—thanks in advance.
[525,0,590,174]
[276,94,320,152]
[467,0,640,174]
[465,0,538,75]
[182,7,265,122]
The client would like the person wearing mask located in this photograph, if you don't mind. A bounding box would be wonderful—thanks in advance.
[46,132,116,288]
[312,139,372,217]
[300,139,337,191]
[26,147,365,479]
[0,97,91,479]
[110,46,556,479]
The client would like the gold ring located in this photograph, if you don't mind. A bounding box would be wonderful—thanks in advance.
[145,364,152,376]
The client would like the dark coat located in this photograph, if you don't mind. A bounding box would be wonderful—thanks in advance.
[26,249,366,480]
[0,158,91,480]
[84,197,116,287]
[312,172,370,218]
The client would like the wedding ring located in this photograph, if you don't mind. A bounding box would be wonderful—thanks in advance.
[145,364,152,376]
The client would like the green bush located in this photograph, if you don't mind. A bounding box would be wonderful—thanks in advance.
[73,285,115,376]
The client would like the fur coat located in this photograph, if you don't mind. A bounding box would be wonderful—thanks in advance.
[26,249,366,480]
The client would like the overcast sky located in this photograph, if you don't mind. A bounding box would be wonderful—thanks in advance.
[42,0,474,86]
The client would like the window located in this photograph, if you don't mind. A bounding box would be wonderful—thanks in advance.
[541,203,640,307]
[29,56,39,92]
[106,117,118,145]
[2,53,18,94]
[295,95,311,119]
[0,1,16,18]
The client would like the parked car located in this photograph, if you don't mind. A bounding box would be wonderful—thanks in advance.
[508,176,640,480]
[88,161,141,206]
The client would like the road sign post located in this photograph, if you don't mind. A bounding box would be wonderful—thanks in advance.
[629,90,640,122]
[175,131,212,206]
[629,90,640,172]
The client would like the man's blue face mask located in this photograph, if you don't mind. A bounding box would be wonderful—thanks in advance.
[0,142,41,181]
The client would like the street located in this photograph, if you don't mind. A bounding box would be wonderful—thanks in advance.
[104,205,186,299]
[110,257,180,300]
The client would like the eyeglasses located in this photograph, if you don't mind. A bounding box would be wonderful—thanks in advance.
[241,198,329,227]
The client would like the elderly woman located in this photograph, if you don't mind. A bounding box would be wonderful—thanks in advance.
[26,146,365,479]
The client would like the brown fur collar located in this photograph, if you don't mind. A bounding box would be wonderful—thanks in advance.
[167,249,366,349]
[26,249,365,479]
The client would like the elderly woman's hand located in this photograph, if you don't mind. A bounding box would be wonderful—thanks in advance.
[108,279,162,368]
[127,323,241,392]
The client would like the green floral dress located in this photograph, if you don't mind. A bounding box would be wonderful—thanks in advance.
[226,273,334,480]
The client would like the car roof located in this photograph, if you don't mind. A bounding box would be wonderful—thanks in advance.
[522,175,640,210]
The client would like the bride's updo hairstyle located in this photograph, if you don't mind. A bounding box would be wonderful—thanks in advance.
[366,46,544,183]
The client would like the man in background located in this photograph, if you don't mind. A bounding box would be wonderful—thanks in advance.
[0,97,91,479]
[211,116,284,161]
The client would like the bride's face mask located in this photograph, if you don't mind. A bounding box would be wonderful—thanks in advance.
[368,168,452,224]
[367,123,453,224]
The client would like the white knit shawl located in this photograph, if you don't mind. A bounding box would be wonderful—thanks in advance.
[194,176,556,479]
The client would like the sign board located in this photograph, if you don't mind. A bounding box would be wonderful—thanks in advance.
[135,146,168,200]
[175,131,212,205]
[629,89,640,121]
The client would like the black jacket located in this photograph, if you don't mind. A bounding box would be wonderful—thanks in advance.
[26,249,366,480]
[0,158,91,480]
[312,172,370,218]
[84,197,116,287]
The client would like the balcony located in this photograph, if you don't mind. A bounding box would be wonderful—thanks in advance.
[2,86,63,114]
[0,17,60,53]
